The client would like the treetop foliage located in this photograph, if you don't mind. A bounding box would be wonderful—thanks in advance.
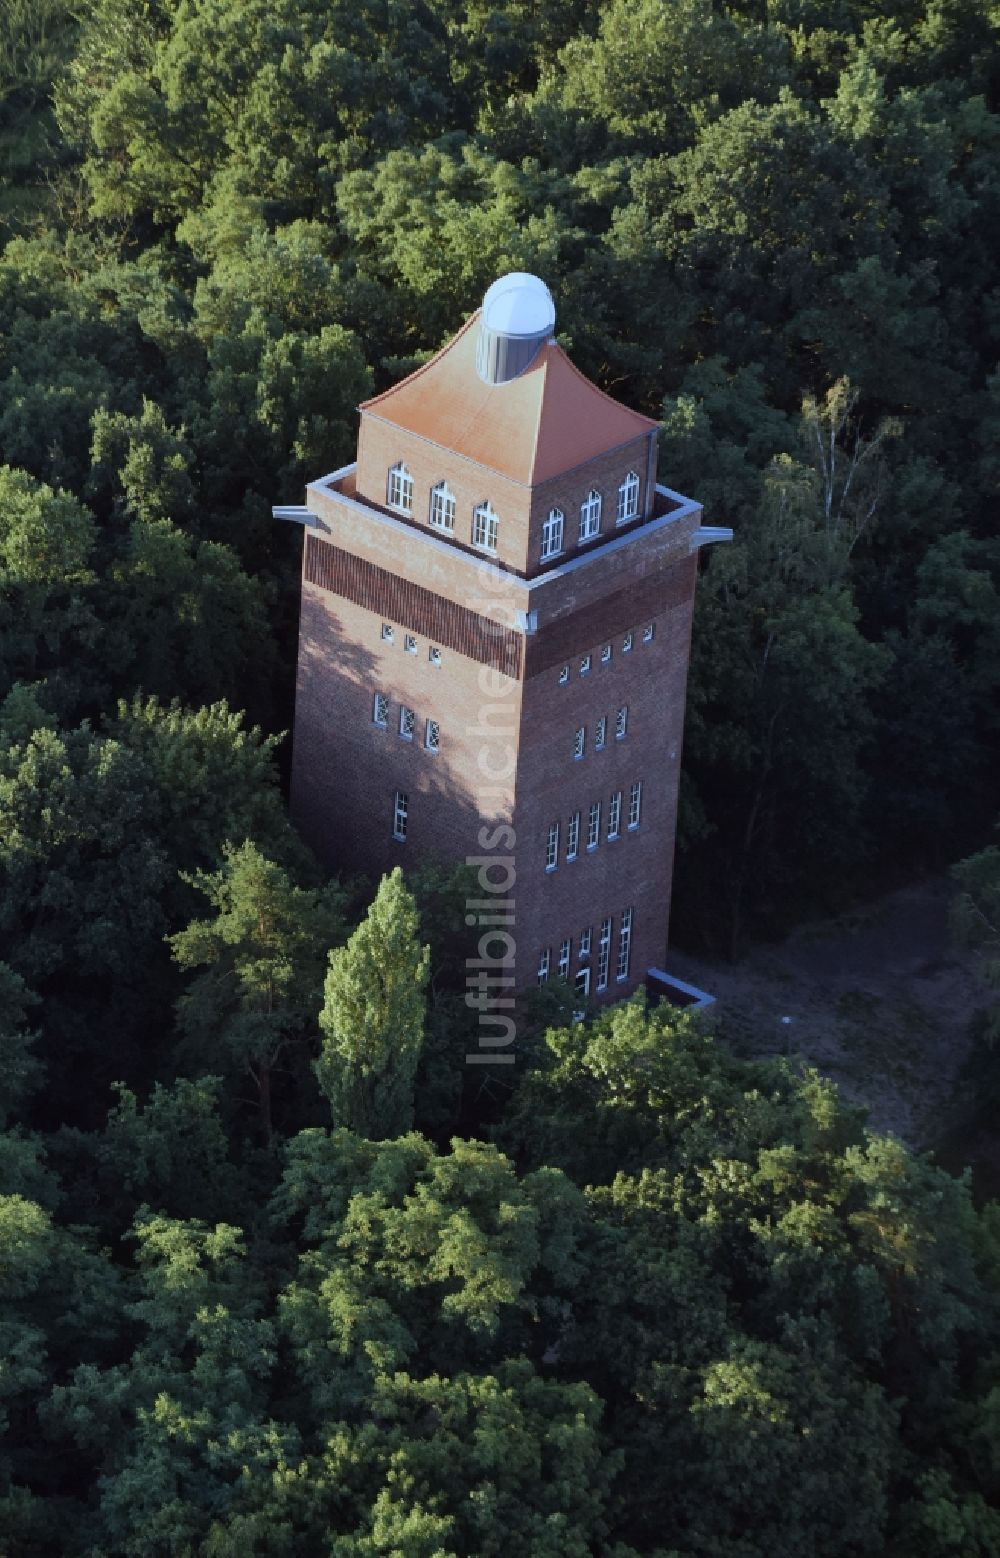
[2,0,1000,1547]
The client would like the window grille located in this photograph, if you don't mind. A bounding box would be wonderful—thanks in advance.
[579,489,602,541]
[472,501,499,553]
[429,482,456,531]
[387,463,413,513]
[617,471,640,524]
[541,509,564,560]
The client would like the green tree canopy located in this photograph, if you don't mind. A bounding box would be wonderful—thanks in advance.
[316,868,430,1139]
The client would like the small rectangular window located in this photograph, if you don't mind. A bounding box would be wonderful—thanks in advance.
[597,917,612,991]
[580,654,591,676]
[628,780,642,829]
[579,927,592,958]
[623,631,633,653]
[404,634,417,655]
[575,966,591,998]
[382,623,394,643]
[601,643,611,664]
[608,791,622,839]
[617,908,633,981]
[538,948,550,984]
[558,665,569,685]
[558,939,571,979]
[393,790,408,841]
[399,706,415,740]
[573,726,585,760]
[429,646,442,666]
[587,802,601,850]
[615,706,628,741]
[545,823,559,871]
[595,716,607,751]
[425,719,440,753]
[566,812,580,860]
[372,692,388,727]
[642,624,654,644]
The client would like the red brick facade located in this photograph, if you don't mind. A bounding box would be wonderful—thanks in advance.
[288,301,704,1006]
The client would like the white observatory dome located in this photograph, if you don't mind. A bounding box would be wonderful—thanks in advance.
[476,273,555,386]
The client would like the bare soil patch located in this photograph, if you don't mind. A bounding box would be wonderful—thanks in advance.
[668,875,985,1146]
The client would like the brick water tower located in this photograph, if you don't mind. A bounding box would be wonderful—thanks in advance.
[275,274,729,1005]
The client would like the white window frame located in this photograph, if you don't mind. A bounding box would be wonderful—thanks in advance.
[616,705,628,741]
[425,718,440,753]
[540,508,564,561]
[399,706,415,741]
[429,646,442,666]
[472,501,499,554]
[387,463,413,515]
[558,664,569,685]
[393,790,408,842]
[579,489,602,541]
[597,917,612,991]
[628,780,642,830]
[617,471,640,524]
[372,692,388,727]
[538,948,550,984]
[580,653,591,676]
[558,939,571,979]
[623,631,633,654]
[617,908,633,981]
[595,716,607,751]
[579,927,592,959]
[573,726,585,760]
[608,791,622,840]
[404,633,417,655]
[567,812,580,860]
[601,643,612,665]
[587,802,601,850]
[643,623,654,644]
[545,823,559,871]
[575,966,591,998]
[381,623,394,643]
[429,482,456,532]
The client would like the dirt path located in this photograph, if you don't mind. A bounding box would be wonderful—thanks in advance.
[668,875,985,1146]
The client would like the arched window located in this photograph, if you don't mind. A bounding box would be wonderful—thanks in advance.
[617,471,640,524]
[472,500,499,553]
[429,481,455,531]
[387,462,413,514]
[540,508,564,560]
[579,489,602,541]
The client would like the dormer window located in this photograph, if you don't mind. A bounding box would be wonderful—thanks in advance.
[579,489,602,541]
[472,501,499,553]
[387,463,413,515]
[429,482,456,532]
[617,471,640,524]
[540,508,564,561]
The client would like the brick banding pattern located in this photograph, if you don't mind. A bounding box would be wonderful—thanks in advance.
[525,554,697,678]
[305,534,524,678]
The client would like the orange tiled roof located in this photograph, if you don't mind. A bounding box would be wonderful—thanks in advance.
[359,313,658,486]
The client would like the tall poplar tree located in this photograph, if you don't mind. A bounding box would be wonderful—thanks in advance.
[316,869,430,1139]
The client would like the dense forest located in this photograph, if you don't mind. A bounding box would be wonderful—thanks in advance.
[2,0,1000,1550]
